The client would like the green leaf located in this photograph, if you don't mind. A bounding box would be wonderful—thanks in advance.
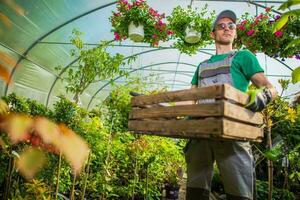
[292,66,300,84]
[278,0,300,10]
[285,38,300,50]
[264,145,282,161]
[282,9,300,16]
[272,14,289,33]
[245,88,262,108]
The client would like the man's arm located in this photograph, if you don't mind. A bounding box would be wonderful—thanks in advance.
[246,72,278,112]
[250,72,277,99]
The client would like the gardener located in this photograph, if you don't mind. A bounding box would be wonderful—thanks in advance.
[185,10,277,200]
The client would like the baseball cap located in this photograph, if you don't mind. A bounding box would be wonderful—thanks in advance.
[212,10,237,31]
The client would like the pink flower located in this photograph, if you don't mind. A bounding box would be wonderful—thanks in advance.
[274,31,283,37]
[120,0,128,5]
[241,20,248,25]
[158,20,165,26]
[247,29,255,36]
[167,30,173,35]
[149,8,157,17]
[114,32,121,41]
[237,25,245,30]
[256,14,264,20]
[113,12,121,17]
[152,34,157,39]
[265,7,271,12]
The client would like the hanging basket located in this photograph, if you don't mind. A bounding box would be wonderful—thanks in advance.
[128,22,144,42]
[184,26,201,44]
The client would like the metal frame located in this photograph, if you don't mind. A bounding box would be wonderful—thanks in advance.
[86,61,198,109]
[4,1,118,95]
[45,46,210,107]
[1,0,294,110]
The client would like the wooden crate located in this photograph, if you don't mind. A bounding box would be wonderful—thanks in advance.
[128,84,264,142]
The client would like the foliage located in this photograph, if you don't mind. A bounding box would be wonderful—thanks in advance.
[167,5,215,55]
[2,93,30,114]
[291,64,300,84]
[253,79,300,196]
[26,99,53,119]
[273,0,300,47]
[110,0,169,46]
[235,7,300,59]
[55,29,131,103]
[256,180,295,200]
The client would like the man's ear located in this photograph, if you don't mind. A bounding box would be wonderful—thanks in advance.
[210,32,215,40]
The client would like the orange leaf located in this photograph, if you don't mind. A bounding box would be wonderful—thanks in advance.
[34,117,60,145]
[3,0,25,16]
[0,13,12,28]
[0,63,11,84]
[2,114,33,144]
[0,52,16,66]
[0,100,8,115]
[58,124,90,174]
[16,147,46,180]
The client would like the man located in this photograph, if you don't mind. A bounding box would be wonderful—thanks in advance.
[185,10,277,200]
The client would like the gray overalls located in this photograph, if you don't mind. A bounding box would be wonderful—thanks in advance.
[185,52,255,200]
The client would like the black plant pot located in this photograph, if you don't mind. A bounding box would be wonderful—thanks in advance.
[165,183,180,199]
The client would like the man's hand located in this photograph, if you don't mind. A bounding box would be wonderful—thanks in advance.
[245,88,273,112]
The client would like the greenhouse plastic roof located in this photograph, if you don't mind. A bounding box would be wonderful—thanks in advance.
[0,0,299,109]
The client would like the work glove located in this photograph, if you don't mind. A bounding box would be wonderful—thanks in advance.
[245,88,272,112]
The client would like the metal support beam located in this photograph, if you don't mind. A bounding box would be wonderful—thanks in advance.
[4,1,117,96]
[86,61,198,110]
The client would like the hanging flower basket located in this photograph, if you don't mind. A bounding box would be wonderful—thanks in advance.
[167,5,215,55]
[110,0,170,46]
[235,7,300,60]
[184,26,201,44]
[128,22,144,42]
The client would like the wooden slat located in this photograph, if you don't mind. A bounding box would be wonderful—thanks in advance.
[223,84,249,105]
[223,101,263,125]
[131,85,223,107]
[129,118,263,142]
[128,119,222,138]
[223,118,263,140]
[129,100,262,125]
[129,103,222,119]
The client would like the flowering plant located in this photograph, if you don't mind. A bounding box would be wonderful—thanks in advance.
[167,5,215,55]
[235,8,300,59]
[109,0,170,46]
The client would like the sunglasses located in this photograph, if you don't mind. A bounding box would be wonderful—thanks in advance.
[215,22,236,31]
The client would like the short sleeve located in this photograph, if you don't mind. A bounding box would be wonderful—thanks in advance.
[236,50,264,80]
[191,65,199,85]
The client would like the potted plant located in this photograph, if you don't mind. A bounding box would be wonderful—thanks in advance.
[167,5,215,55]
[110,0,170,46]
[235,7,300,60]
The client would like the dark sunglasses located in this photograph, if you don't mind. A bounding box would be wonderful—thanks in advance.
[215,22,236,31]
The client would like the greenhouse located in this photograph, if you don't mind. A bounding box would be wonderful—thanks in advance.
[0,0,299,199]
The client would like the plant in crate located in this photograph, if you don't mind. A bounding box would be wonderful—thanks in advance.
[167,5,215,55]
[110,0,170,46]
[235,7,300,60]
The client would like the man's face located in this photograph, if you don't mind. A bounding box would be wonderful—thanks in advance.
[211,17,237,45]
